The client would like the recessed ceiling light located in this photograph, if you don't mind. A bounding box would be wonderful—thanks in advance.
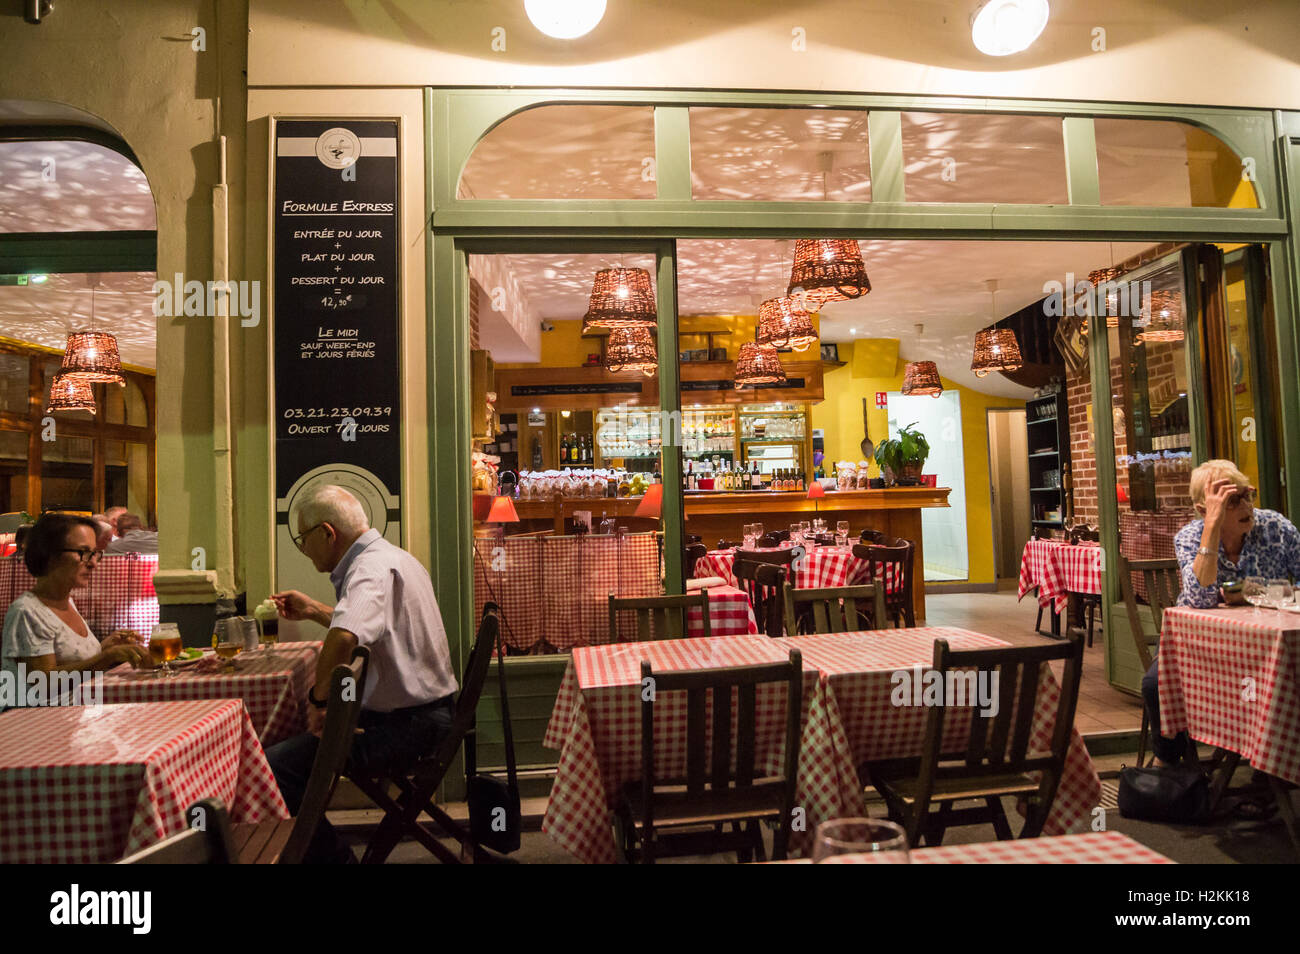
[525,0,606,39]
[971,0,1049,56]
[849,327,857,334]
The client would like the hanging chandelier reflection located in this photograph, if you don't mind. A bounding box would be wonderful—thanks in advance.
[786,239,871,309]
[1136,289,1184,344]
[733,341,787,389]
[581,266,657,333]
[46,371,97,413]
[756,296,818,352]
[603,326,657,376]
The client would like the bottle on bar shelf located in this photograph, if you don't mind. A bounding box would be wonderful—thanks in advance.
[560,433,569,463]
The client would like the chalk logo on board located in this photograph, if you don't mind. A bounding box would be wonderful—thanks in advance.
[315,127,361,169]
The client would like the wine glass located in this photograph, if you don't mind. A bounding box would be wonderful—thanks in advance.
[789,523,802,547]
[1267,578,1292,620]
[1244,576,1269,616]
[836,520,850,547]
[813,817,910,863]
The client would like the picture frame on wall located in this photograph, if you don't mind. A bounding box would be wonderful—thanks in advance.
[820,343,840,363]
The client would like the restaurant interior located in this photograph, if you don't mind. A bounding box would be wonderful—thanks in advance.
[1,0,1298,878]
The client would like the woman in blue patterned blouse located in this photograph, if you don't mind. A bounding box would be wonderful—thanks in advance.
[1143,459,1300,766]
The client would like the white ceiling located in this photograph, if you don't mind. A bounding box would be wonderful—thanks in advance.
[0,271,157,369]
[0,139,155,233]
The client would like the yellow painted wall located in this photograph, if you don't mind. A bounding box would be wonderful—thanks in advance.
[810,340,1025,586]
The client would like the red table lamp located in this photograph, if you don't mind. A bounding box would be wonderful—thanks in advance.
[486,495,520,525]
[806,481,826,499]
[633,482,663,520]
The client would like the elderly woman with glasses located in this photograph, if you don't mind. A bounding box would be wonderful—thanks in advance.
[2,513,152,689]
[1142,459,1300,766]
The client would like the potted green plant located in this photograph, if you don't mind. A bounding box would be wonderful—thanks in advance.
[874,422,930,486]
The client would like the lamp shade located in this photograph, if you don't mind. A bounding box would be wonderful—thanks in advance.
[901,361,943,397]
[59,332,125,385]
[46,371,96,413]
[786,239,871,308]
[756,296,818,352]
[633,482,663,519]
[486,495,520,524]
[733,341,787,389]
[603,326,657,376]
[582,267,657,332]
[970,328,1023,377]
[806,481,826,499]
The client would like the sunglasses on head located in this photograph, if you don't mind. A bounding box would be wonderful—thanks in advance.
[1226,488,1256,509]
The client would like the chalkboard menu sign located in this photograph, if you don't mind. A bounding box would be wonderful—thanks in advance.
[271,119,402,544]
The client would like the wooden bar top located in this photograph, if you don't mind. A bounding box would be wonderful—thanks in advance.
[684,487,950,515]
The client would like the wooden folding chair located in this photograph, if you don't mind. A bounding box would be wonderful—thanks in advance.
[865,632,1084,847]
[782,581,885,636]
[118,798,237,864]
[1117,555,1180,768]
[852,541,914,627]
[609,591,710,641]
[734,559,788,637]
[352,605,501,864]
[615,649,803,863]
[230,646,370,863]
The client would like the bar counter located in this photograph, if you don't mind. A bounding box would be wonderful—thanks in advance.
[500,486,949,621]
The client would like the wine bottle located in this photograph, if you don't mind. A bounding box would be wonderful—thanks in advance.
[560,434,569,464]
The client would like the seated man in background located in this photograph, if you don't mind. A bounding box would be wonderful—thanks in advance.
[105,514,158,554]
[103,506,127,539]
[265,485,458,863]
[1142,459,1300,766]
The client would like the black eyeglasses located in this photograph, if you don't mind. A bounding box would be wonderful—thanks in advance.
[60,548,102,566]
[291,522,329,552]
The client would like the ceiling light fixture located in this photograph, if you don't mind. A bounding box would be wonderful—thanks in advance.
[733,341,787,389]
[787,239,872,309]
[971,0,1050,57]
[525,0,606,39]
[901,323,943,398]
[603,326,658,377]
[59,278,125,387]
[756,296,818,352]
[581,266,657,333]
[46,371,96,414]
[970,279,1023,378]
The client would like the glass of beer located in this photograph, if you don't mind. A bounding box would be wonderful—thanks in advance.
[214,641,242,672]
[258,614,279,655]
[148,624,183,677]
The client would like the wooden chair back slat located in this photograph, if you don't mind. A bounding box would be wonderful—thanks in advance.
[1117,556,1178,671]
[638,650,804,858]
[279,646,370,865]
[609,592,710,642]
[736,560,788,637]
[782,582,886,636]
[852,541,914,627]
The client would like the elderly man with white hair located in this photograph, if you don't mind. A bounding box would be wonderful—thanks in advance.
[265,484,458,863]
[1141,459,1300,767]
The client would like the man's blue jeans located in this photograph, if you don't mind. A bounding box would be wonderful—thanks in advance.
[1141,657,1189,764]
[265,697,454,863]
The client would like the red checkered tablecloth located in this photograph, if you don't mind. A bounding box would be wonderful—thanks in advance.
[1018,541,1101,613]
[0,553,159,639]
[96,642,321,746]
[684,584,758,638]
[0,698,288,863]
[812,831,1172,864]
[1158,607,1300,786]
[697,545,901,593]
[542,628,1101,863]
[775,628,1101,846]
[542,635,814,863]
[473,533,662,652]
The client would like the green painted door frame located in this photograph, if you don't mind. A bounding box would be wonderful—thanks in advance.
[427,88,1300,763]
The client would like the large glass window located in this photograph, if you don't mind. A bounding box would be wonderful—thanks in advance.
[900,112,1067,205]
[1095,119,1260,209]
[468,251,665,655]
[0,140,155,233]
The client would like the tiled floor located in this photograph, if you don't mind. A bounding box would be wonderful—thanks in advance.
[923,587,1143,733]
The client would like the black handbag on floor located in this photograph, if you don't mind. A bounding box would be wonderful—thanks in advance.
[1117,763,1211,824]
[466,624,521,854]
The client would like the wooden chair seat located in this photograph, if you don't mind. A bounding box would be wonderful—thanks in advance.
[232,818,296,864]
[871,765,1041,803]
[619,777,788,827]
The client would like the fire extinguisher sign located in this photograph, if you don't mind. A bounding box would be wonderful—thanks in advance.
[875,391,888,409]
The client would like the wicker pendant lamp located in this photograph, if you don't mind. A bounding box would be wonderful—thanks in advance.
[970,280,1023,378]
[46,371,97,413]
[901,323,943,397]
[60,280,125,386]
[733,341,787,389]
[603,326,658,376]
[786,239,871,309]
[1136,289,1184,343]
[756,296,818,352]
[582,266,657,332]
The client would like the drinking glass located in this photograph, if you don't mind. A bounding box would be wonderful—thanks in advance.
[752,523,763,543]
[148,623,183,677]
[812,818,910,863]
[1244,576,1269,616]
[258,614,280,655]
[789,523,802,547]
[837,521,850,546]
[743,524,756,549]
[1267,578,1292,619]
